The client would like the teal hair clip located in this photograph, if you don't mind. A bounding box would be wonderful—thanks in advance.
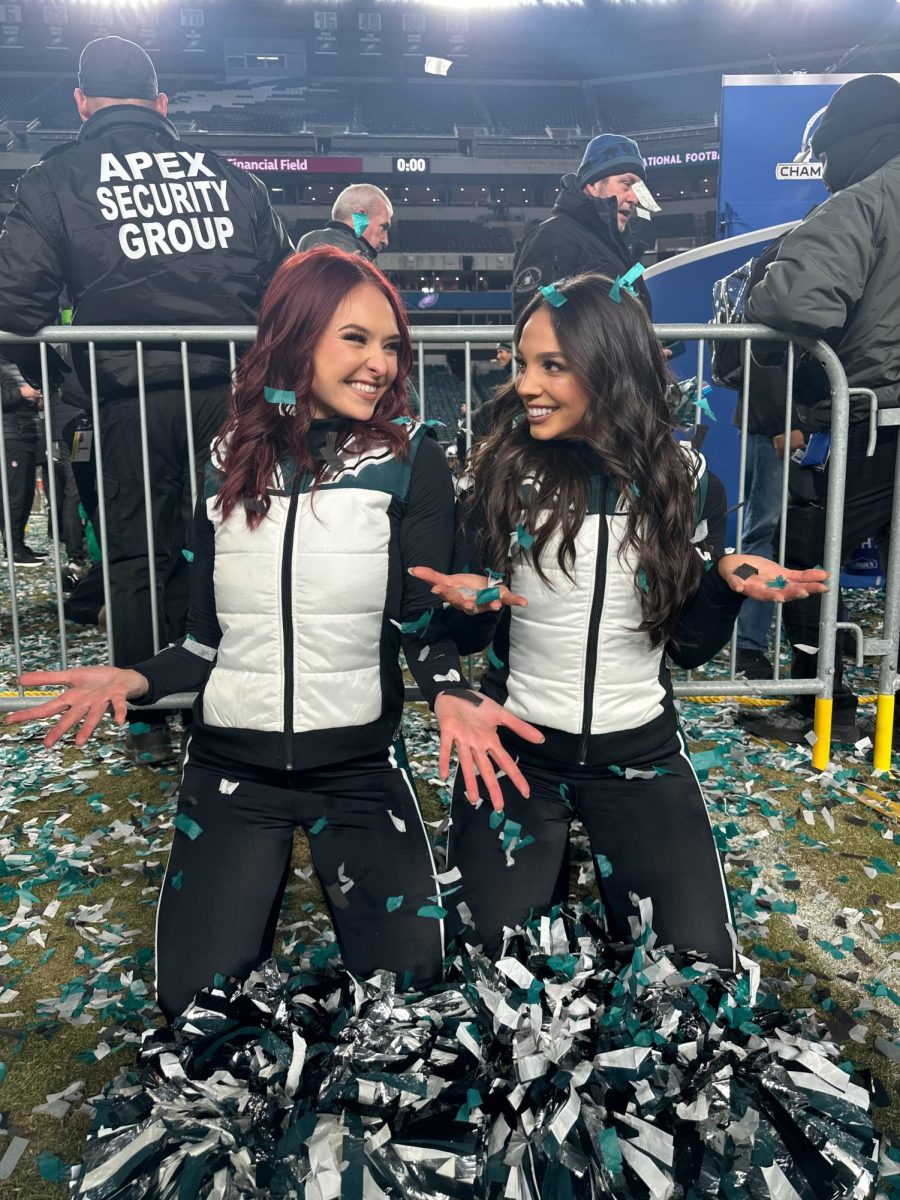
[539,282,567,308]
[351,211,370,238]
[264,386,296,407]
[610,262,645,304]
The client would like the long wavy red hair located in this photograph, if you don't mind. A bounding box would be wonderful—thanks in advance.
[214,245,414,525]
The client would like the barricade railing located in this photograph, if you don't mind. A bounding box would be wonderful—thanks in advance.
[0,323,854,769]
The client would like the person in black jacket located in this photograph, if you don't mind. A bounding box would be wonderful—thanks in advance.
[739,74,900,744]
[0,36,292,762]
[511,134,653,322]
[5,248,541,1020]
[296,184,393,261]
[412,275,827,965]
[0,359,43,567]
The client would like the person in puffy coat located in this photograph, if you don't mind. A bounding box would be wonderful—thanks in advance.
[0,36,292,762]
[5,248,542,1021]
[739,73,900,745]
[412,275,827,967]
[0,360,42,567]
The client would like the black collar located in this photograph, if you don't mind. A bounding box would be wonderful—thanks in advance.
[76,104,181,145]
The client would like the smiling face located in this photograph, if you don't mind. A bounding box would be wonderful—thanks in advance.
[584,172,641,231]
[515,306,590,441]
[309,282,402,420]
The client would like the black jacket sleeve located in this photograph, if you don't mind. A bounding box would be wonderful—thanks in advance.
[129,494,222,703]
[511,225,581,322]
[0,167,67,337]
[666,563,744,670]
[399,436,467,708]
[248,172,294,293]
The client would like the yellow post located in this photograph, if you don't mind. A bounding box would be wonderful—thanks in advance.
[811,697,833,771]
[873,693,895,773]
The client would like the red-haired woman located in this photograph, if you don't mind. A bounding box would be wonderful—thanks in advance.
[5,247,540,1020]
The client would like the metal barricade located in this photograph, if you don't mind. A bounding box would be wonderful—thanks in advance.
[0,322,852,770]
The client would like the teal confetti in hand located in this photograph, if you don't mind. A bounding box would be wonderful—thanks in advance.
[351,211,369,238]
[386,895,404,912]
[487,645,504,670]
[310,816,328,836]
[766,575,788,590]
[539,282,567,307]
[695,391,717,422]
[515,523,535,550]
[475,586,501,606]
[489,809,505,829]
[174,813,203,841]
[170,871,183,891]
[417,904,447,919]
[263,386,296,406]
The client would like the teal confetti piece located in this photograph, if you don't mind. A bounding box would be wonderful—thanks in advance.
[181,548,194,563]
[214,974,227,988]
[36,1152,70,1184]
[595,854,613,878]
[869,857,896,875]
[487,645,504,670]
[0,1062,5,1084]
[609,765,624,777]
[560,783,570,803]
[351,211,369,238]
[695,392,717,422]
[629,482,640,498]
[310,816,328,836]
[424,418,446,428]
[386,895,404,912]
[489,809,506,829]
[400,608,433,635]
[766,575,788,590]
[475,586,501,606]
[390,415,412,425]
[130,721,151,736]
[515,523,535,550]
[652,765,676,776]
[263,386,296,406]
[598,1128,624,1177]
[609,262,645,303]
[417,904,447,919]
[539,282,567,307]
[636,568,649,593]
[171,870,183,891]
[174,813,203,841]
[456,1087,483,1121]
[704,558,714,571]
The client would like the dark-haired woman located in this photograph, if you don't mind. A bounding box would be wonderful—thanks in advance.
[413,274,827,968]
[5,247,540,1019]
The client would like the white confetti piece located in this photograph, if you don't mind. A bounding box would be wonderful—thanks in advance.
[433,669,461,683]
[387,809,407,833]
[219,778,239,795]
[424,56,452,75]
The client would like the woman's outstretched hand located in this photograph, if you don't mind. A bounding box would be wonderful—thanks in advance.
[409,566,527,615]
[717,555,829,604]
[4,666,150,749]
[434,688,543,812]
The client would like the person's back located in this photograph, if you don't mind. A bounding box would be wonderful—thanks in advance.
[0,92,290,396]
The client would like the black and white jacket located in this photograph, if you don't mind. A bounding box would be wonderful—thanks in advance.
[456,442,744,766]
[134,419,464,770]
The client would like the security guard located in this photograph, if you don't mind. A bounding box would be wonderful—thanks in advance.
[0,36,293,762]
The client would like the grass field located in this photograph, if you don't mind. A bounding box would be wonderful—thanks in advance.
[1,570,898,1196]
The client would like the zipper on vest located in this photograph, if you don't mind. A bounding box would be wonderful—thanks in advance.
[578,513,608,765]
[281,476,302,770]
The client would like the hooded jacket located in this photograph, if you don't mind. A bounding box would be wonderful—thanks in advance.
[746,153,900,430]
[0,105,292,399]
[511,175,651,322]
[297,220,377,261]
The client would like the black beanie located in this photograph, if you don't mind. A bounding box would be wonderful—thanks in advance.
[78,36,159,101]
[811,74,900,157]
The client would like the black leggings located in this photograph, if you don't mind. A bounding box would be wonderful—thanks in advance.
[447,732,736,969]
[156,741,444,1021]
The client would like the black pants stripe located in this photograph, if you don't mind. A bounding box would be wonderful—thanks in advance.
[155,739,444,1021]
[446,732,736,970]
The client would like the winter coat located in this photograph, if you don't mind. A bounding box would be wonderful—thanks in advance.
[297,221,376,261]
[0,104,292,399]
[511,175,651,322]
[0,362,40,446]
[746,155,900,431]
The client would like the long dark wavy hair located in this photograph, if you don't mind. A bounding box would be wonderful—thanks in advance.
[214,246,414,526]
[471,274,702,646]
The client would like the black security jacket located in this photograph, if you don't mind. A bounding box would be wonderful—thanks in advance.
[0,105,292,398]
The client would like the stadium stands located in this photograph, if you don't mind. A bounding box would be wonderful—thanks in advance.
[484,85,591,135]
[594,75,718,136]
[395,221,514,254]
[420,365,466,435]
[473,368,509,406]
[358,83,482,136]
